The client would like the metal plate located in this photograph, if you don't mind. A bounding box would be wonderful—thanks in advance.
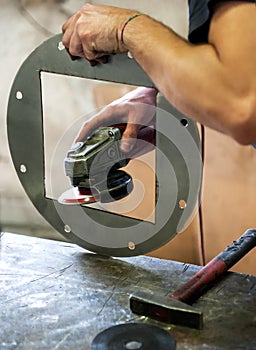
[7,34,202,257]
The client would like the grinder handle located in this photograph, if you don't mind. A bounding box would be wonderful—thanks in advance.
[171,229,256,303]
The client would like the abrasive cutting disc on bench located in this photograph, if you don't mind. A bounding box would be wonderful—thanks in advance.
[91,323,176,350]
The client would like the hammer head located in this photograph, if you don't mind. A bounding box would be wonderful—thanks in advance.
[130,291,203,329]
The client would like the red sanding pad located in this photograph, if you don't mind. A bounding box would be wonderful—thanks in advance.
[58,187,99,205]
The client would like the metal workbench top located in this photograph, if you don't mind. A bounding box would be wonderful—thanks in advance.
[0,232,255,350]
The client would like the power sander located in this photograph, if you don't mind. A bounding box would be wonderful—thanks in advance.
[58,125,133,205]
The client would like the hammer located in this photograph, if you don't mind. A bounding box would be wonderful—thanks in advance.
[130,228,256,329]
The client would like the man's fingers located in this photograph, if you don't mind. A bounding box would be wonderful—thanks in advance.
[75,107,115,142]
[75,119,101,142]
[96,55,109,64]
[62,13,81,48]
[120,123,140,153]
[88,56,109,66]
[62,16,72,34]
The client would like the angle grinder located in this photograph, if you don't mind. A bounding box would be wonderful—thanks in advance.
[58,125,133,205]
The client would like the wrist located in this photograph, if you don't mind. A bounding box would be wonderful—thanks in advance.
[120,13,143,44]
[118,12,145,49]
[136,87,158,98]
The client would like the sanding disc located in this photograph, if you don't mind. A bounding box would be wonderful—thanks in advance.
[58,170,133,205]
[91,323,176,350]
[58,187,98,205]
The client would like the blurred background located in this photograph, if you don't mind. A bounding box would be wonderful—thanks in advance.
[1,0,256,274]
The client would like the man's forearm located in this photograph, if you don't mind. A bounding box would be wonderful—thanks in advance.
[61,2,256,144]
[122,5,256,144]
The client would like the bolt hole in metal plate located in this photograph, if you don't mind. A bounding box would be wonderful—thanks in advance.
[7,34,202,257]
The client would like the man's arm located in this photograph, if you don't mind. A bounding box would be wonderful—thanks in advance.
[62,2,256,144]
[122,1,256,144]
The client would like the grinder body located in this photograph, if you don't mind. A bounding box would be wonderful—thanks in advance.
[63,126,133,203]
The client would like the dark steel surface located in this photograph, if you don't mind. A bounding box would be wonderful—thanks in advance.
[1,233,256,350]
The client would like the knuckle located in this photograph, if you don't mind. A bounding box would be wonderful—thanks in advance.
[77,26,89,41]
[68,47,77,56]
[76,24,89,42]
[62,37,68,47]
[81,3,93,11]
[86,53,96,61]
[81,121,89,130]
[61,24,66,34]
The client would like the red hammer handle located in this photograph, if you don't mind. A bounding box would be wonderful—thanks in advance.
[171,229,256,303]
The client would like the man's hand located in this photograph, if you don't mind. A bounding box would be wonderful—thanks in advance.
[75,87,157,155]
[62,2,256,145]
[62,3,137,64]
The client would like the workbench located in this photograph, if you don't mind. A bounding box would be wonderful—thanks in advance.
[0,232,255,349]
